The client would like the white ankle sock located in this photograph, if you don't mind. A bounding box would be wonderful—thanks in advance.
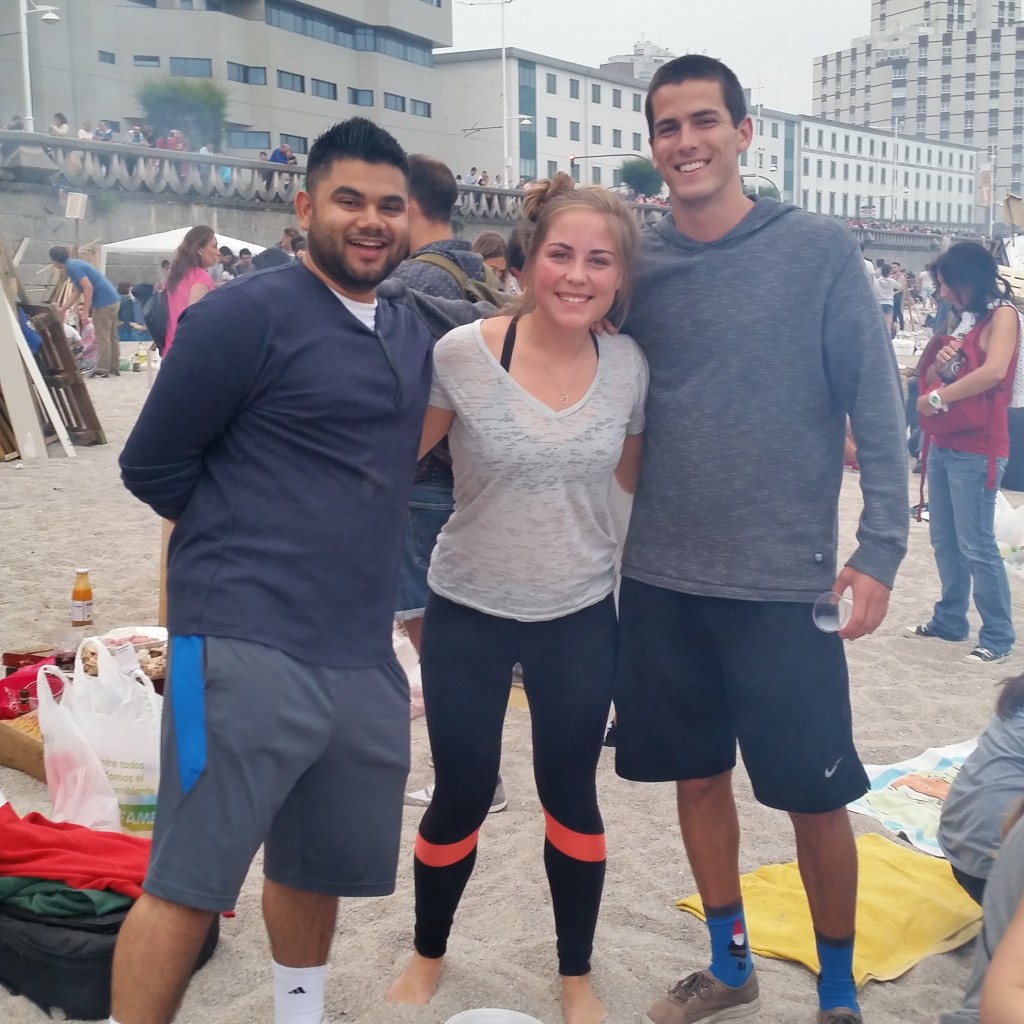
[273,961,327,1024]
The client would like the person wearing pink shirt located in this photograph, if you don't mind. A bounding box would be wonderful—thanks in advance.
[165,226,218,353]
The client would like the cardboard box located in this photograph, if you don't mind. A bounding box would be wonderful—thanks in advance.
[0,717,45,782]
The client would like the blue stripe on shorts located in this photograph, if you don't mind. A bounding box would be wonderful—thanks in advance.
[169,635,206,794]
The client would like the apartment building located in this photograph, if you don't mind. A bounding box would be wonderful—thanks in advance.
[431,48,651,188]
[0,0,452,157]
[812,0,1017,219]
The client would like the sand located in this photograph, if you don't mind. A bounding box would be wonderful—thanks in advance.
[1,369,1022,1024]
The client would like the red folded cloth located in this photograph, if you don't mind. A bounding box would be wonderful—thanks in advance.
[0,802,150,898]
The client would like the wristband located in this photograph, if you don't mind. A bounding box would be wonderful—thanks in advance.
[928,391,948,412]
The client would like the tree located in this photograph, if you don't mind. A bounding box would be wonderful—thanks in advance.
[136,79,230,149]
[618,157,664,198]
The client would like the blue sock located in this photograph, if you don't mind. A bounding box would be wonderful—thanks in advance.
[705,901,752,988]
[816,932,859,1013]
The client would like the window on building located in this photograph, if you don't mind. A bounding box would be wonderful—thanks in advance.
[817,158,824,175]
[410,99,431,117]
[817,129,824,147]
[170,57,211,77]
[612,128,622,148]
[547,160,558,177]
[313,78,338,100]
[856,165,862,181]
[830,160,837,178]
[569,78,580,99]
[592,166,602,184]
[843,164,850,180]
[633,93,641,111]
[570,121,580,142]
[803,127,810,145]
[613,167,623,186]
[383,91,405,111]
[278,70,305,92]
[264,1,433,67]
[546,116,557,137]
[98,50,116,64]
[546,72,556,94]
[632,132,642,150]
[280,133,308,154]
[591,83,601,103]
[133,55,160,68]
[228,62,267,85]
[592,125,601,145]
[570,163,580,182]
[227,130,271,149]
[347,87,373,106]
[612,88,622,108]
[771,122,779,138]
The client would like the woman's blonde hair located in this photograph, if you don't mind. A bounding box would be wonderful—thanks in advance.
[471,231,508,262]
[503,172,639,328]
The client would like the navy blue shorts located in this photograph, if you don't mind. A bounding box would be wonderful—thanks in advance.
[395,480,454,620]
[613,578,869,814]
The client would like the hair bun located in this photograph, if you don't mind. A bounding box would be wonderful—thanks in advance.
[521,171,576,223]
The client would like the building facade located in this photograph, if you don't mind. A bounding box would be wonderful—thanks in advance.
[812,0,1017,222]
[0,0,452,157]
[600,39,677,83]
[431,48,652,188]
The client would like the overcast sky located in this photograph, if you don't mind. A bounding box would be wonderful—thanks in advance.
[445,0,872,115]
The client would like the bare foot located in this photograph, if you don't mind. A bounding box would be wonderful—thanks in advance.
[562,974,605,1024]
[385,952,444,1005]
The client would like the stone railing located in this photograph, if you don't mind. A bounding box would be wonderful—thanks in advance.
[0,130,303,203]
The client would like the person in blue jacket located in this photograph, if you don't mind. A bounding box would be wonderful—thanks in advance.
[112,118,434,1024]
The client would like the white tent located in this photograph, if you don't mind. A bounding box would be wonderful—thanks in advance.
[99,228,267,273]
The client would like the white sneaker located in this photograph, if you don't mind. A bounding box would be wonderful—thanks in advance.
[404,781,508,813]
[404,784,435,807]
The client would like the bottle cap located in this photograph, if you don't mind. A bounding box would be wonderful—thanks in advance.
[76,567,89,573]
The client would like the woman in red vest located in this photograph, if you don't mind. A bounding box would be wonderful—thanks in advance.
[911,242,1020,663]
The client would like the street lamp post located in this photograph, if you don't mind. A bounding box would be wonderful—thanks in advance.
[742,165,780,200]
[459,0,515,185]
[13,0,61,133]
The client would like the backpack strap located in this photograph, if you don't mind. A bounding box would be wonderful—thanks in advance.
[411,251,471,292]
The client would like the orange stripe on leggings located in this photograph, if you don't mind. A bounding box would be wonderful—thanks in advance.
[415,829,480,868]
[543,809,606,862]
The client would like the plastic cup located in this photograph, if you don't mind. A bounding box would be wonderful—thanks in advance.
[812,592,853,633]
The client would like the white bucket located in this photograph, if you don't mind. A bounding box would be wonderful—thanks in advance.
[445,1011,545,1024]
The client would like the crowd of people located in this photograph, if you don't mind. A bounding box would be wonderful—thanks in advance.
[38,52,1023,1024]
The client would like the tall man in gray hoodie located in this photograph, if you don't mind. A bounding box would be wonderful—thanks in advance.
[615,56,908,1024]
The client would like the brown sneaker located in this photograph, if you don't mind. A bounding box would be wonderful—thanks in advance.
[644,969,760,1024]
[817,1010,862,1024]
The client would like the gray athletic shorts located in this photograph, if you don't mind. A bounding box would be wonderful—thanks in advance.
[144,636,410,912]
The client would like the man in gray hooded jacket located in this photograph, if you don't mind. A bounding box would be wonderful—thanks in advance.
[615,55,908,1024]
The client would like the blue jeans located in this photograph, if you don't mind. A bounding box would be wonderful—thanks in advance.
[395,481,454,618]
[926,446,1015,656]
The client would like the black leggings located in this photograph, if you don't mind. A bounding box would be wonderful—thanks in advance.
[413,591,616,976]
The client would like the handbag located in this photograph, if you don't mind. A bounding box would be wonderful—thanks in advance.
[141,289,169,353]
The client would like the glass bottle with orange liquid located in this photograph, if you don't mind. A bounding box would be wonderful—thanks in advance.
[71,569,94,628]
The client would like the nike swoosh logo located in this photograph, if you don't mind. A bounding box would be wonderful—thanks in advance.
[825,758,843,778]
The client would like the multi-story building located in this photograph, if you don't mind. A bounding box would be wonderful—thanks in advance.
[0,0,451,158]
[812,0,1018,222]
[600,40,677,83]
[431,48,651,188]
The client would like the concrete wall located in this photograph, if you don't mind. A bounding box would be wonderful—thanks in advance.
[1,182,301,300]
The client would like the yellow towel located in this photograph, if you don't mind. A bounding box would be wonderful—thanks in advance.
[676,833,981,985]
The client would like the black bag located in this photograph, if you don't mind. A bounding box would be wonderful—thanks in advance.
[0,902,219,1020]
[141,289,170,354]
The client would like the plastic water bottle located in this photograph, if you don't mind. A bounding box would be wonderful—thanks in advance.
[938,348,966,384]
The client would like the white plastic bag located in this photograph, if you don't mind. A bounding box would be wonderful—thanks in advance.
[35,664,121,832]
[62,639,163,836]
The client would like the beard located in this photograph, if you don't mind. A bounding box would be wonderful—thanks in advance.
[305,211,408,294]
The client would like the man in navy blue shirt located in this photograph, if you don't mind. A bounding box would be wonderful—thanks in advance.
[113,119,434,1024]
[50,247,122,377]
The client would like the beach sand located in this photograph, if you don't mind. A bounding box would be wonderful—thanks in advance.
[1,370,1022,1024]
